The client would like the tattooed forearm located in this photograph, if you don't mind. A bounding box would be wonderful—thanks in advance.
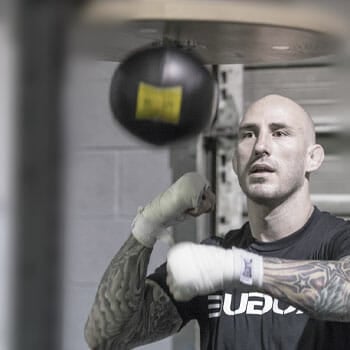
[84,235,182,349]
[262,255,350,322]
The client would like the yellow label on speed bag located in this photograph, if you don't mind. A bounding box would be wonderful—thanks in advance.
[136,82,182,125]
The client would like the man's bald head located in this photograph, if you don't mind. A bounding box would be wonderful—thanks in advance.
[243,94,316,146]
[234,93,324,206]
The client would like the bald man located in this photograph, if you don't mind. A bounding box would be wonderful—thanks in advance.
[85,95,350,350]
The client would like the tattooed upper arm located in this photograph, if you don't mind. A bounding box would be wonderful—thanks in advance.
[92,279,182,350]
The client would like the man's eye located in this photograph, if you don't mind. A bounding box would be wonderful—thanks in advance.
[242,132,254,138]
[273,130,287,137]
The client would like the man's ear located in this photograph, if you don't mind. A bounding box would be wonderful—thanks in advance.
[306,144,325,173]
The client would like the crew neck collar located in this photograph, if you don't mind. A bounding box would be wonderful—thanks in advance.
[246,206,320,252]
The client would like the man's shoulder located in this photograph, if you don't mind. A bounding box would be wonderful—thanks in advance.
[314,207,350,235]
[312,208,350,259]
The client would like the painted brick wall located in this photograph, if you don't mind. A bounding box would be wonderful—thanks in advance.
[62,58,174,350]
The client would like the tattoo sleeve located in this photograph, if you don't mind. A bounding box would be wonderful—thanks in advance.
[262,255,350,322]
[84,235,182,349]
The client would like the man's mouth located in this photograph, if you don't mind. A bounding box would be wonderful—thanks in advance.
[249,164,275,175]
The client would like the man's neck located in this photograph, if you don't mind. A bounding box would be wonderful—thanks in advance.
[247,189,314,243]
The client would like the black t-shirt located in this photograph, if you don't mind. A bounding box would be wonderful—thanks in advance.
[147,207,350,350]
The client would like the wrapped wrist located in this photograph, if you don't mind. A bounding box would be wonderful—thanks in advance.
[232,248,264,288]
[131,208,162,248]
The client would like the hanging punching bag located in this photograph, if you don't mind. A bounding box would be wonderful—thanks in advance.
[110,46,218,146]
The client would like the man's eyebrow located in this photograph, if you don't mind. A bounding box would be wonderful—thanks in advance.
[238,123,257,131]
[238,122,294,132]
[270,122,291,130]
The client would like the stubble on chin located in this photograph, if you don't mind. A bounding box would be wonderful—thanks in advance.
[243,181,283,206]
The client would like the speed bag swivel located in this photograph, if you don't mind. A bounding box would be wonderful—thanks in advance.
[110,47,218,146]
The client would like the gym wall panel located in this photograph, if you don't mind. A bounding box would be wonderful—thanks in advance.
[64,59,146,149]
[245,67,338,109]
[63,219,131,284]
[63,218,170,285]
[119,149,172,217]
[245,67,335,86]
[310,156,350,195]
[65,151,119,218]
[62,59,173,350]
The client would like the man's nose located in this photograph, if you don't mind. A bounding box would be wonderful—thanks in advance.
[254,132,271,156]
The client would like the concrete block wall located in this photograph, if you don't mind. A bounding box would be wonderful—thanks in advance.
[62,58,174,350]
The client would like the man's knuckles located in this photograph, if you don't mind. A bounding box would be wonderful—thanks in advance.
[174,173,209,209]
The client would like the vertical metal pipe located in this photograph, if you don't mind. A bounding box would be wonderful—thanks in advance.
[13,2,69,349]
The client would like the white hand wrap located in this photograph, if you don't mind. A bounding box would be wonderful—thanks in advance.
[232,247,264,287]
[166,243,264,301]
[131,173,209,248]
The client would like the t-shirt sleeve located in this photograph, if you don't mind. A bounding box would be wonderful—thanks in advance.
[329,225,350,260]
[147,263,199,329]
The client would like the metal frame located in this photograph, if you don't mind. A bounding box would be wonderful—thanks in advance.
[197,65,244,239]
